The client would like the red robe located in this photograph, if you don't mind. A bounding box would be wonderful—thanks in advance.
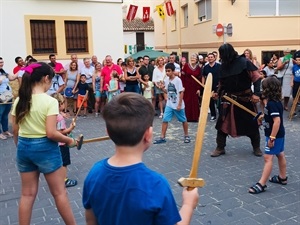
[181,63,203,122]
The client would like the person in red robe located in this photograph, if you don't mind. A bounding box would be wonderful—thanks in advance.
[181,53,204,122]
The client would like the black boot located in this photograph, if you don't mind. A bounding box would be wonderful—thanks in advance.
[249,131,262,157]
[211,130,227,157]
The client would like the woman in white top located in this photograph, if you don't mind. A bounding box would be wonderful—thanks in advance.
[277,49,294,111]
[152,56,166,118]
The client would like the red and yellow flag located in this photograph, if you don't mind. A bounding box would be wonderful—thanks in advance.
[156,5,165,20]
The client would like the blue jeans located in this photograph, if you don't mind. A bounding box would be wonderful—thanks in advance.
[17,136,62,173]
[0,103,12,133]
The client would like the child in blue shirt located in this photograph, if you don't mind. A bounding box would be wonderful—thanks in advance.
[82,92,199,225]
[249,76,287,194]
[291,54,300,106]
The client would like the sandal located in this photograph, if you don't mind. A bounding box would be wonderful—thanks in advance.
[269,175,288,185]
[249,182,267,194]
[184,136,191,143]
[153,137,166,144]
[65,178,77,188]
[0,133,7,140]
[3,131,13,138]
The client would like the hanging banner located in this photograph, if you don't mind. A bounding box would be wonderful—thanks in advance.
[143,7,150,22]
[165,1,174,16]
[156,5,165,20]
[126,4,138,21]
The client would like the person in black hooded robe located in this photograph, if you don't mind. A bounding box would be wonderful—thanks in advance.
[211,43,262,157]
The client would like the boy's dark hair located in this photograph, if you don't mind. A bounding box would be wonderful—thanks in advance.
[80,74,86,78]
[262,76,282,101]
[143,55,150,60]
[165,63,175,71]
[121,62,127,67]
[15,56,22,64]
[103,93,155,146]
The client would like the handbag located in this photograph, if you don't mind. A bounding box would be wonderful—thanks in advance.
[0,90,13,103]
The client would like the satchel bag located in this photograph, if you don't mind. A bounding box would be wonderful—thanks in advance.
[0,90,13,103]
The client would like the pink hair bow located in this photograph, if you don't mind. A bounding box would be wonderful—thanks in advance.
[21,63,41,75]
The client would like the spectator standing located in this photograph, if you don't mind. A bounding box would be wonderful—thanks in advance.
[124,57,141,93]
[80,58,95,113]
[0,57,15,140]
[92,62,102,116]
[152,56,166,118]
[202,53,221,121]
[100,55,123,108]
[65,62,79,114]
[13,56,25,74]
[181,53,204,122]
[277,48,294,111]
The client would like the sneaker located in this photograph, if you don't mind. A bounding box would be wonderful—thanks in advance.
[210,116,216,121]
[210,148,225,157]
[83,115,87,119]
[65,178,77,188]
[95,113,99,117]
[153,137,166,144]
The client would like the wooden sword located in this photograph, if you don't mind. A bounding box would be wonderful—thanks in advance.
[177,73,212,189]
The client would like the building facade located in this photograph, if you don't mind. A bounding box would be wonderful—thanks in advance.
[122,0,155,58]
[0,0,124,72]
[153,0,300,62]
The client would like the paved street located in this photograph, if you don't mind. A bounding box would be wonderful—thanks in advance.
[1,109,299,225]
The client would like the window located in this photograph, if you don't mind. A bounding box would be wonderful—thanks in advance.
[30,20,57,54]
[197,0,212,22]
[249,0,300,16]
[65,21,89,53]
[26,16,92,59]
[182,5,188,27]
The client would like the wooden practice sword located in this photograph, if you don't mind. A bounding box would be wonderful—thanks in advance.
[77,134,110,150]
[222,95,262,120]
[178,73,212,189]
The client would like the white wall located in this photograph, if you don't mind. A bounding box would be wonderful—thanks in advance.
[0,0,123,73]
[123,31,155,58]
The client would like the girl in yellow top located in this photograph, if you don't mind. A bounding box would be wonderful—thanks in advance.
[11,62,77,225]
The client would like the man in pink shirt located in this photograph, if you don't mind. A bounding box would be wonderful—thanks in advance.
[100,55,123,105]
[48,54,65,78]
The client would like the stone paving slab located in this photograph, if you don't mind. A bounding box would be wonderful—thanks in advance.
[0,109,299,225]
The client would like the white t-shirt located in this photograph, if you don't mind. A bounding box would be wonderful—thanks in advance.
[164,76,185,109]
[152,66,165,83]
[263,66,275,77]
[47,74,65,95]
[142,81,154,99]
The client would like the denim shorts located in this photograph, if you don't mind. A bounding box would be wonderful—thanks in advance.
[94,90,101,98]
[17,136,62,173]
[163,106,187,123]
[264,137,285,155]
